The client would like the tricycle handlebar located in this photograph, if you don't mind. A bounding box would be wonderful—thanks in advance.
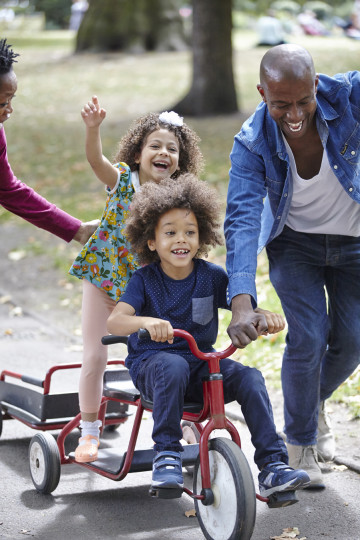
[102,329,236,361]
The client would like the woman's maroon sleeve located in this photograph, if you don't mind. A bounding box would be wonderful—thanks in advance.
[0,127,81,242]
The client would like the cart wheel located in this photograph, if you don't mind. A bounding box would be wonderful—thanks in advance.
[193,437,256,540]
[29,433,61,494]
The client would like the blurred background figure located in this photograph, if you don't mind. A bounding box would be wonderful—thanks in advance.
[69,0,88,31]
[256,9,287,46]
[0,7,15,25]
[297,9,329,36]
[344,0,360,39]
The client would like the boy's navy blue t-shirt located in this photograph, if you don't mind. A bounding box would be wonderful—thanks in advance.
[119,259,229,385]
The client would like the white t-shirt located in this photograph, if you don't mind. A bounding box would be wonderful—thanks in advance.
[131,170,141,192]
[284,137,360,236]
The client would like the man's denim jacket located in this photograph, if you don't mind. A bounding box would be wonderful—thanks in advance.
[224,71,360,305]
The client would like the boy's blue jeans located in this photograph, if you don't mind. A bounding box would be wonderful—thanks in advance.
[267,225,360,446]
[136,353,287,470]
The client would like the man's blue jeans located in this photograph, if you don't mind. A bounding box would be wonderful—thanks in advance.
[267,225,360,446]
[136,352,287,469]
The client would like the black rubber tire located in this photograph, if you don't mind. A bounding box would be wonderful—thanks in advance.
[193,437,256,540]
[28,432,61,494]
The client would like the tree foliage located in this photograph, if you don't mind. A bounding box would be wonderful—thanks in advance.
[32,0,72,29]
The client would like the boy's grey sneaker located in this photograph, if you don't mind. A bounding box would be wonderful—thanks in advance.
[287,443,325,489]
[317,401,336,461]
[258,461,310,497]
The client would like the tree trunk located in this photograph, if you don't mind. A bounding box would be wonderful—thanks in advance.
[76,0,187,53]
[173,0,238,116]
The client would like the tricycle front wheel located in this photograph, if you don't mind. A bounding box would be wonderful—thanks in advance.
[194,437,256,540]
[29,432,61,494]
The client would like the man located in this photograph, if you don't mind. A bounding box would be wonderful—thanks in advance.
[224,44,360,488]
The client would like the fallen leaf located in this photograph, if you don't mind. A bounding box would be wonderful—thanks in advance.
[332,464,348,471]
[0,295,12,304]
[4,328,13,335]
[284,528,299,535]
[8,249,26,261]
[10,306,23,317]
[271,527,304,539]
[185,508,197,518]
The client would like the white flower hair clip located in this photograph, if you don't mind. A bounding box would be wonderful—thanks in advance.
[158,110,184,127]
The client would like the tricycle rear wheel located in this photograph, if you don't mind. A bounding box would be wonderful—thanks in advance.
[194,437,256,540]
[29,432,61,494]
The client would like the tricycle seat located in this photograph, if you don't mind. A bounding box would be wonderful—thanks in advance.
[102,368,203,413]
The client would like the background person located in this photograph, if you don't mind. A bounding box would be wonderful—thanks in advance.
[256,10,287,47]
[224,44,360,488]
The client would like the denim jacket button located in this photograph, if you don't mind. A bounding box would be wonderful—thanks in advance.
[283,193,288,197]
[351,151,355,155]
[333,164,338,169]
[349,187,353,192]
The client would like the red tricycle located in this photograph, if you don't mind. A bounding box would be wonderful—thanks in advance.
[27,330,298,540]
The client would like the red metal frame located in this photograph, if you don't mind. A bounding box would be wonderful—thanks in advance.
[55,329,269,503]
[0,359,127,432]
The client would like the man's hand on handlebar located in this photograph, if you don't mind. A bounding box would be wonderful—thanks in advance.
[227,294,285,349]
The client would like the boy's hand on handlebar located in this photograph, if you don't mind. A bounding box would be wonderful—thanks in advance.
[143,318,174,344]
[254,307,285,335]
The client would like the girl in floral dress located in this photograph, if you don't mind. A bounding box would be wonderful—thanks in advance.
[69,96,204,462]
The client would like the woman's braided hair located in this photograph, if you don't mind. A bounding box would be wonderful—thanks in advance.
[125,173,223,265]
[0,39,19,76]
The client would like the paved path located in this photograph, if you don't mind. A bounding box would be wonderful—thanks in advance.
[1,292,360,540]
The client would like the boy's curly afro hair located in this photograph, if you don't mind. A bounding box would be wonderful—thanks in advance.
[113,112,204,178]
[125,174,223,265]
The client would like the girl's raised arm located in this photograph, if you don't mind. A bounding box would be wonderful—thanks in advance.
[81,95,118,189]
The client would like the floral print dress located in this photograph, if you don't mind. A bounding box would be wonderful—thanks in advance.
[69,162,139,301]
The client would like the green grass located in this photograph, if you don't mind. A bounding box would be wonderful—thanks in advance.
[1,28,359,417]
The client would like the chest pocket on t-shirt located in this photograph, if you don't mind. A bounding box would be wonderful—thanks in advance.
[192,296,214,325]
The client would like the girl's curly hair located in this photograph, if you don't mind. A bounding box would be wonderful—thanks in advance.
[0,39,19,76]
[125,174,223,265]
[113,112,204,178]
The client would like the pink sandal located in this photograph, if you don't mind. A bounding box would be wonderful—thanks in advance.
[75,434,100,463]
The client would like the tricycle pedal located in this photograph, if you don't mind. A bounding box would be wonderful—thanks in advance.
[267,490,298,508]
[149,486,183,499]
